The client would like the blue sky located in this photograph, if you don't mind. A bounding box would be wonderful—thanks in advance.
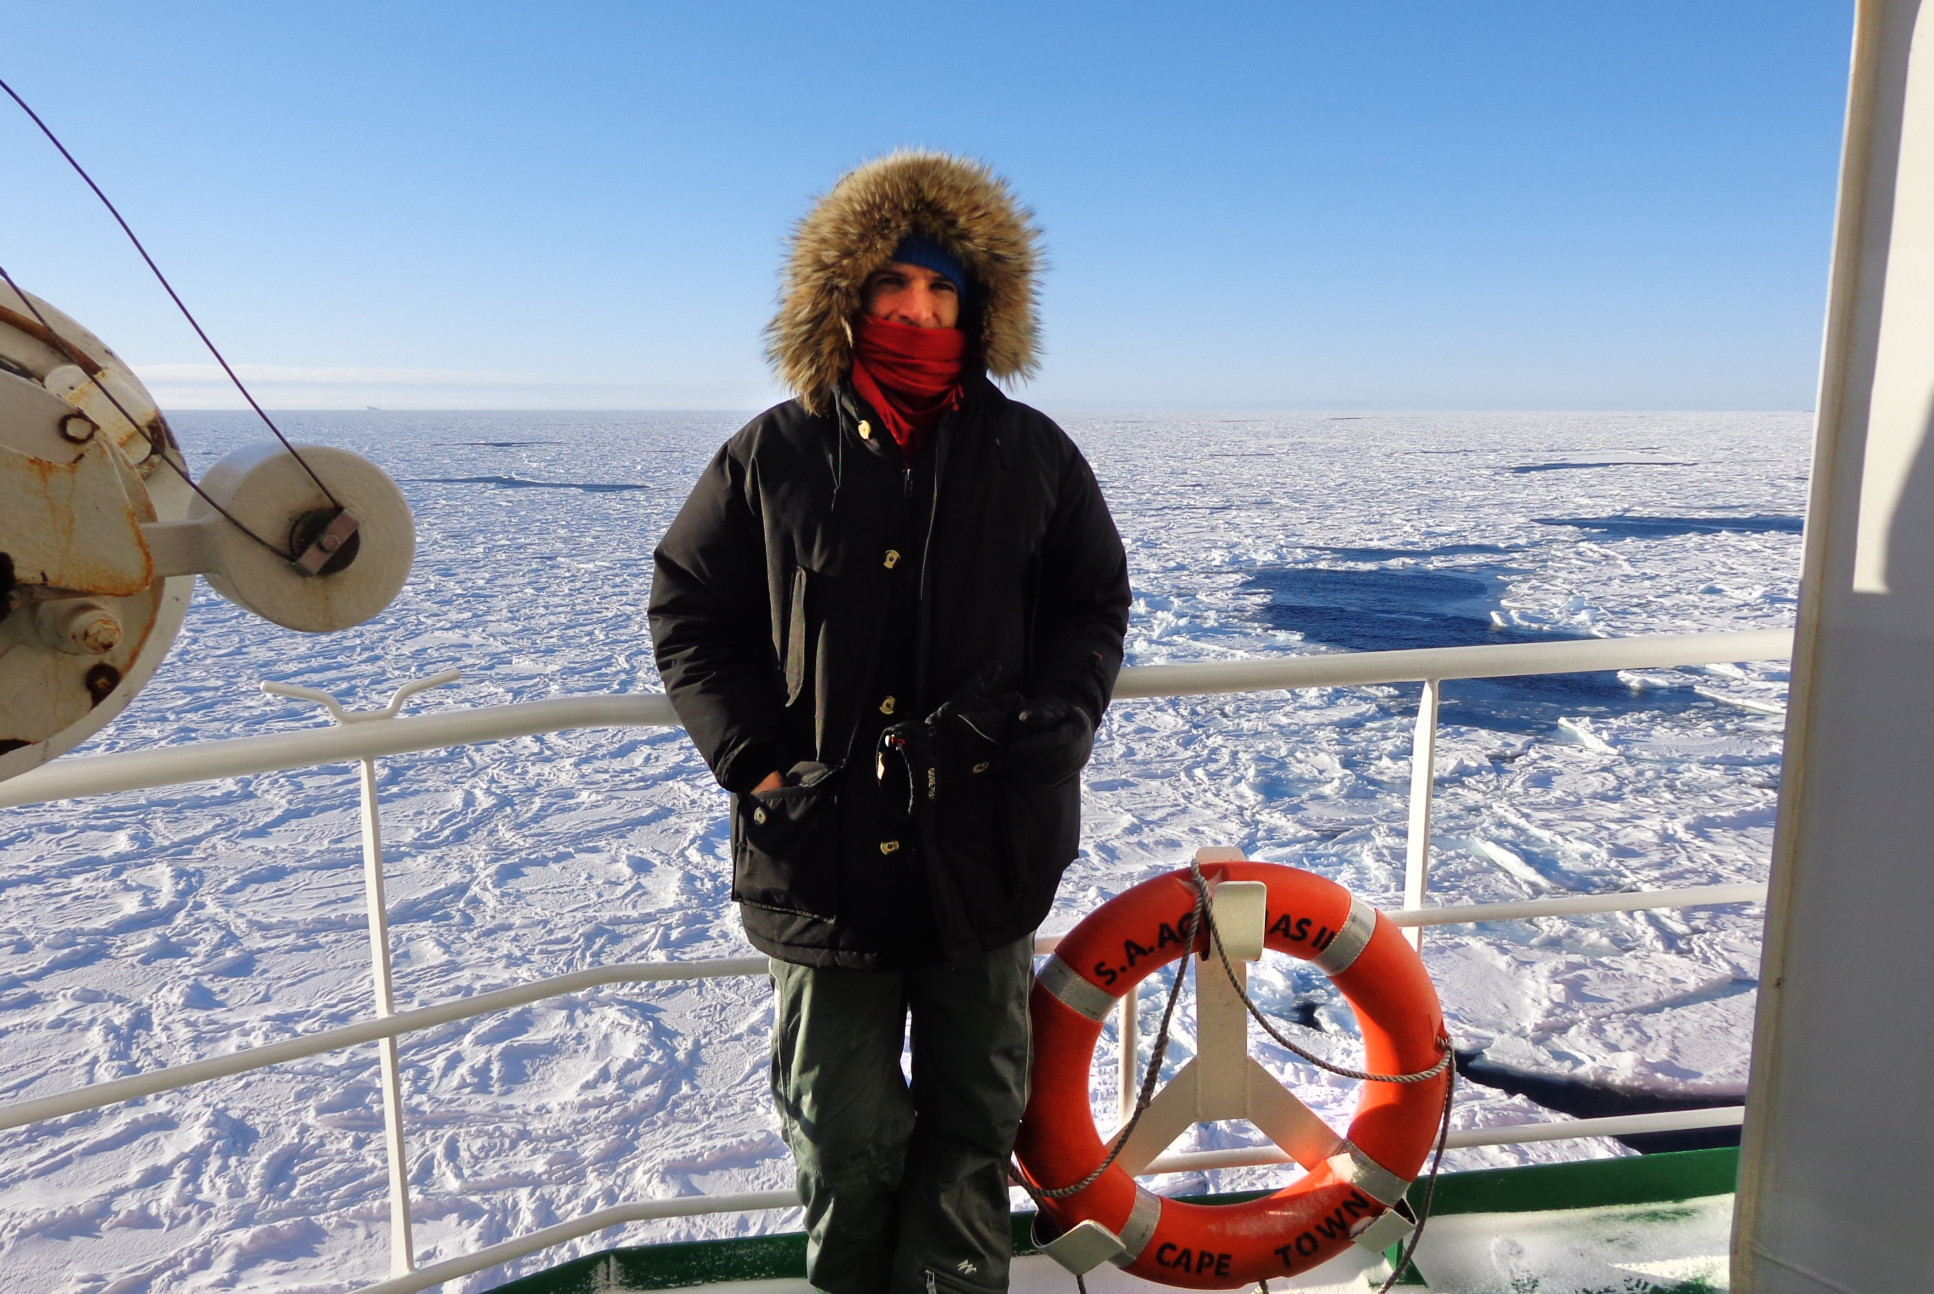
[0,1,1853,411]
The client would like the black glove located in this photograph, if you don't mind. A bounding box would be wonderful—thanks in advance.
[1004,697,1095,788]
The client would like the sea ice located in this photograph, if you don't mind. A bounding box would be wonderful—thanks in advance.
[0,409,1804,1291]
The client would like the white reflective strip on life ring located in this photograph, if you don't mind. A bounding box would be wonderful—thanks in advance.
[1109,1186,1164,1266]
[1311,894,1377,976]
[1038,953,1116,1023]
[1326,1144,1411,1208]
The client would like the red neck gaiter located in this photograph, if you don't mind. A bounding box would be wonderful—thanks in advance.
[849,315,966,458]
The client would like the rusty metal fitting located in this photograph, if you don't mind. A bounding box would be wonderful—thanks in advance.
[28,599,124,655]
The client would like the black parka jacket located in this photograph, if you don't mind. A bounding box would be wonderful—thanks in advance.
[649,378,1130,968]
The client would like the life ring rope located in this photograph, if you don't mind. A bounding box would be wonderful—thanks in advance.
[1027,861,1447,1202]
[1014,856,1457,1293]
[1045,860,1453,1089]
[1030,886,1203,1200]
[1190,862,1452,1087]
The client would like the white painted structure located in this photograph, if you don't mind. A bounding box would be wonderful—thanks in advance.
[1735,2,1934,1291]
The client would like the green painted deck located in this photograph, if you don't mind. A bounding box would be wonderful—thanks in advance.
[489,1147,1739,1294]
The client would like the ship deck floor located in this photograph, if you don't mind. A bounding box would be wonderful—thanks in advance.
[495,1148,1739,1294]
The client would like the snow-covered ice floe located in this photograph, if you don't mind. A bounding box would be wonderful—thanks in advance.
[0,410,1804,1292]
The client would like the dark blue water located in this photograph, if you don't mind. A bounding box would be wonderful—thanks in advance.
[411,475,655,493]
[1302,543,1521,561]
[1454,1052,1744,1153]
[1244,565,1709,734]
[1535,514,1803,539]
[1510,459,1693,473]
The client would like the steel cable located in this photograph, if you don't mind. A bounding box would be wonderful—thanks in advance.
[0,74,345,546]
[0,260,293,558]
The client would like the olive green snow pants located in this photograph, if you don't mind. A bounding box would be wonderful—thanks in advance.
[768,936,1034,1294]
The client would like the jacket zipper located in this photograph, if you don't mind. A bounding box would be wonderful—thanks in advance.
[913,411,952,709]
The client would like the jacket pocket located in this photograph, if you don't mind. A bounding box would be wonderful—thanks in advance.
[998,772,1081,900]
[732,761,839,918]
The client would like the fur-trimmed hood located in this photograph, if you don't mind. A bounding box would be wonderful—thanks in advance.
[766,151,1043,413]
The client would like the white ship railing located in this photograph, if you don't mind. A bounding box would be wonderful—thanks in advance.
[0,628,1789,1294]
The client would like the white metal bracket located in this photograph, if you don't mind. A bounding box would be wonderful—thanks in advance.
[1350,1198,1418,1254]
[261,667,461,724]
[257,667,461,1277]
[1037,1218,1128,1275]
[1111,855,1346,1179]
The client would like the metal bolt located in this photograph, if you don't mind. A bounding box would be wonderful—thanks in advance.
[858,420,872,440]
[69,607,121,654]
[879,696,896,715]
[884,549,900,569]
[32,600,122,655]
[59,413,96,443]
[84,661,121,704]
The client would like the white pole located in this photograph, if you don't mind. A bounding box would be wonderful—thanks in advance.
[1402,679,1440,950]
[1387,881,1763,927]
[0,632,1790,811]
[0,880,1759,1135]
[348,1190,804,1294]
[1143,1105,1747,1175]
[1735,2,1934,1290]
[359,756,416,1276]
[1116,986,1139,1127]
[0,954,775,1133]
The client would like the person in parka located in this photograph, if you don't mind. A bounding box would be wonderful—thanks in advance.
[648,151,1130,1294]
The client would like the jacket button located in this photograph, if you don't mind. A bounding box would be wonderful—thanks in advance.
[884,549,900,569]
[880,840,901,855]
[858,420,872,440]
[879,696,896,715]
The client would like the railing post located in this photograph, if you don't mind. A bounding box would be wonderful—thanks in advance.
[1403,678,1440,951]
[359,754,416,1276]
[1117,986,1139,1127]
[260,669,459,1279]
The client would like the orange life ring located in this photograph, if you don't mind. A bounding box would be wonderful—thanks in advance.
[1015,861,1448,1288]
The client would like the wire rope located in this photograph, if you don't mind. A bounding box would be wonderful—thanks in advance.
[0,260,292,557]
[0,73,347,565]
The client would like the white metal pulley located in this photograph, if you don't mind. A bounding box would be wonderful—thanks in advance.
[147,443,415,632]
[0,281,416,783]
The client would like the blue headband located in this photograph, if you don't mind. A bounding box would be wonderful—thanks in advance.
[890,234,970,296]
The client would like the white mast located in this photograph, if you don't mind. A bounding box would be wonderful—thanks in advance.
[1736,1,1934,1289]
